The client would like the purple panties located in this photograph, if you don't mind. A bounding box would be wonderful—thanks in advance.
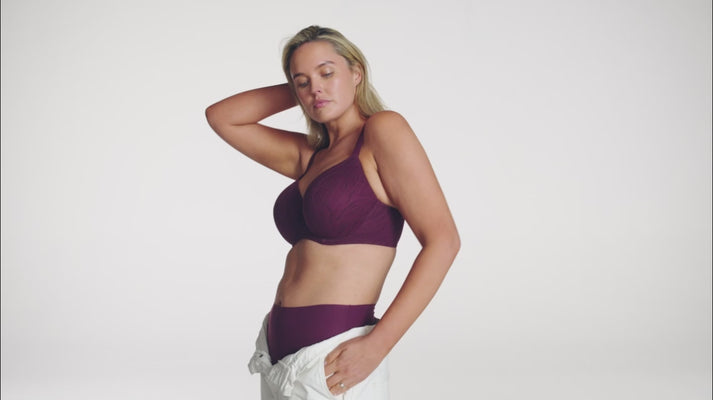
[267,303,378,364]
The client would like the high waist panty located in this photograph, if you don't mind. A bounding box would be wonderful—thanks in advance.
[267,304,378,364]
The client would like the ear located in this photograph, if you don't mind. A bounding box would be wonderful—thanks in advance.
[352,65,363,86]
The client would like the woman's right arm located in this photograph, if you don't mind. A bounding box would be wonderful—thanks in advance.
[205,83,311,179]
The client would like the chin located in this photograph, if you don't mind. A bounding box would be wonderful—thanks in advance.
[309,111,335,124]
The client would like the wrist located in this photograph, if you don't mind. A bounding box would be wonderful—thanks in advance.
[365,327,394,358]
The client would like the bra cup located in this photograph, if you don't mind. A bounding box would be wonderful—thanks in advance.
[302,158,377,239]
[273,182,305,245]
[273,132,405,247]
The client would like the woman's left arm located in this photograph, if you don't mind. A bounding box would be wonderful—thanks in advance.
[324,111,461,395]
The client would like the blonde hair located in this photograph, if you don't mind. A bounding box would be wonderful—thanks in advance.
[282,25,385,149]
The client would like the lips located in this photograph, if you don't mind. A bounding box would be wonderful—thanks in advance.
[314,99,329,109]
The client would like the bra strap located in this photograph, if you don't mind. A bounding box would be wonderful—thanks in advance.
[351,130,365,157]
[301,127,364,179]
[299,149,319,179]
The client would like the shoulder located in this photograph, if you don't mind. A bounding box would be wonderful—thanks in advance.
[363,110,416,150]
[365,110,410,134]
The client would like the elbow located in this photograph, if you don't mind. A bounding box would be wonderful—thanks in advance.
[452,231,461,255]
[447,229,461,261]
[205,104,219,130]
[205,103,228,137]
[420,226,461,262]
[439,225,461,264]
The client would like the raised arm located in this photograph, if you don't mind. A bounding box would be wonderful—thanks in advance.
[205,83,312,179]
[324,110,460,395]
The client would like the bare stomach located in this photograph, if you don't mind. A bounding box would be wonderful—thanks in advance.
[274,240,396,307]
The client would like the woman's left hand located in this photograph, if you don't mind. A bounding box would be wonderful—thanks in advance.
[323,334,387,395]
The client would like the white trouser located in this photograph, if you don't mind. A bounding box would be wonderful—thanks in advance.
[248,315,389,400]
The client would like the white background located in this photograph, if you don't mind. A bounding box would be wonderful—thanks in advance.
[1,0,711,399]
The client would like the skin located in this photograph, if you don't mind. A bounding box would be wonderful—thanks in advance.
[206,39,460,396]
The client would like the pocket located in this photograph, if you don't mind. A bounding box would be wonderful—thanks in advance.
[292,354,341,400]
[342,357,389,400]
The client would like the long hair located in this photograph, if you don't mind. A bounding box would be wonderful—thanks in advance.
[282,26,385,149]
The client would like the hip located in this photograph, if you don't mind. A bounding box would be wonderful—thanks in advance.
[249,314,389,400]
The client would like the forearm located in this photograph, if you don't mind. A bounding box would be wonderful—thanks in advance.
[205,83,296,127]
[368,236,460,356]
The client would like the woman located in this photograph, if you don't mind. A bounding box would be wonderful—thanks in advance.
[206,26,459,399]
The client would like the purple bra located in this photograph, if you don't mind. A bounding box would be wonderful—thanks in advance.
[273,133,404,247]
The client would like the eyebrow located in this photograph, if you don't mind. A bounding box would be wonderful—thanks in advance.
[291,61,336,79]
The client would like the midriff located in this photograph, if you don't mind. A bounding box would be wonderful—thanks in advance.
[274,239,396,307]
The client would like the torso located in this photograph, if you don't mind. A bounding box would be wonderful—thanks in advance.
[274,240,395,307]
[273,126,401,307]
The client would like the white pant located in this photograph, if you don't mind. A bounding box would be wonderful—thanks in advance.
[248,315,389,400]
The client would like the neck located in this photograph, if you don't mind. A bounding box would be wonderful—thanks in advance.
[323,106,366,147]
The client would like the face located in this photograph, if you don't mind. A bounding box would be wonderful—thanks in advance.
[289,41,362,124]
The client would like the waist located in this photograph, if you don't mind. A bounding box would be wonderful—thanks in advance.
[276,241,395,307]
[286,239,397,268]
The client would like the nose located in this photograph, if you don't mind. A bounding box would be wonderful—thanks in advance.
[310,80,323,95]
